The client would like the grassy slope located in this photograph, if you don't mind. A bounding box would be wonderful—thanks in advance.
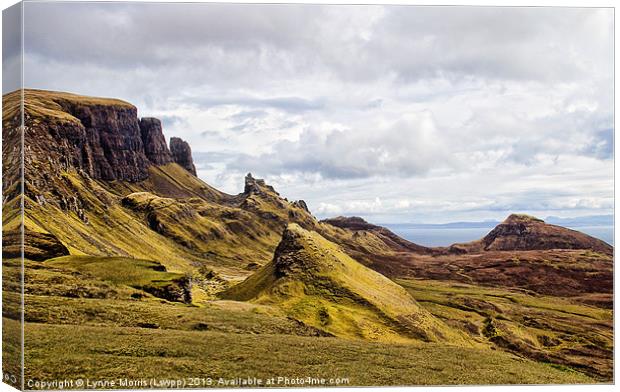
[397,278,613,379]
[22,174,203,272]
[20,163,316,283]
[223,224,471,345]
[45,255,192,303]
[22,320,592,386]
[3,250,595,385]
[46,256,184,288]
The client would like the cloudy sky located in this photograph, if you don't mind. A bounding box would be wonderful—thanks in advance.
[6,2,614,223]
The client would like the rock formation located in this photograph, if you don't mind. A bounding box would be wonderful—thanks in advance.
[51,96,152,182]
[243,173,278,195]
[139,117,174,165]
[2,230,70,261]
[451,214,613,255]
[292,200,310,213]
[170,137,197,176]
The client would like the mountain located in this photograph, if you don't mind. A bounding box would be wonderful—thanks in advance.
[222,224,468,344]
[4,89,613,304]
[448,214,612,255]
[376,214,614,298]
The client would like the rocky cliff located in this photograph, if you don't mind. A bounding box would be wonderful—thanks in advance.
[47,94,151,181]
[170,137,197,176]
[139,117,174,165]
[10,89,194,184]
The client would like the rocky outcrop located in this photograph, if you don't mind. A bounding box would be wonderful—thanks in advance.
[244,173,263,194]
[141,275,192,304]
[243,173,277,195]
[2,230,70,261]
[139,117,174,165]
[292,200,310,213]
[170,137,197,176]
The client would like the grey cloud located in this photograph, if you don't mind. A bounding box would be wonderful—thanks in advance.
[22,3,325,70]
[229,113,451,179]
[364,7,612,82]
[158,115,188,130]
[228,110,269,122]
[182,94,325,113]
[22,3,612,86]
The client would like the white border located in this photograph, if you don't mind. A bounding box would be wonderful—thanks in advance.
[0,1,616,392]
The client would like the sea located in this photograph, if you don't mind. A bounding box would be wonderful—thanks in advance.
[383,224,614,247]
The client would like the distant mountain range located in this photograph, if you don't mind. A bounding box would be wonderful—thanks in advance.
[384,214,613,229]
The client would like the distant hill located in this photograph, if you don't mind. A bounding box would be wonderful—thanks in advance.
[448,214,612,255]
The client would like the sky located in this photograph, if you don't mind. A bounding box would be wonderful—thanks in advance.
[4,2,614,223]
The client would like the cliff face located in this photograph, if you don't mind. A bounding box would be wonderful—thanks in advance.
[53,99,152,181]
[14,90,193,184]
[139,117,174,165]
[170,137,197,176]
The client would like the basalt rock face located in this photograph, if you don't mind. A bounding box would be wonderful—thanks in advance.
[139,117,174,165]
[170,137,197,176]
[53,98,152,182]
[481,214,613,254]
[13,90,196,187]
